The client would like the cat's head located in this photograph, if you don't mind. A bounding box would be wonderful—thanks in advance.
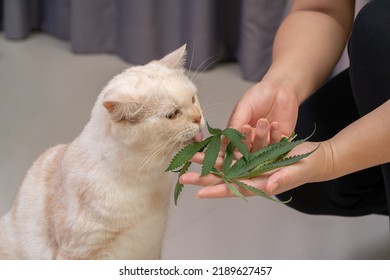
[98,45,204,152]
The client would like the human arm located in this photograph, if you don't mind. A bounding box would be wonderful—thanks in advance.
[179,0,363,198]
[228,0,355,136]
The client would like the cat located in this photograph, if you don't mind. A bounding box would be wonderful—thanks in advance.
[0,45,204,259]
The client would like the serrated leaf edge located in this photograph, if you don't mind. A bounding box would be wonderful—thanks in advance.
[234,145,319,179]
[207,122,223,135]
[173,161,192,205]
[201,136,222,176]
[223,142,235,175]
[232,180,290,204]
[226,127,316,178]
[224,179,247,201]
[169,123,317,205]
[166,136,213,172]
[222,128,249,160]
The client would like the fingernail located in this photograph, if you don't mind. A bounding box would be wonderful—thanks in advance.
[257,119,267,129]
[241,128,250,139]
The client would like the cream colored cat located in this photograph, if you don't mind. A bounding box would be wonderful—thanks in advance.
[0,45,204,259]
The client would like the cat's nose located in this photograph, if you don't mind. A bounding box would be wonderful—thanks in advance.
[193,114,201,124]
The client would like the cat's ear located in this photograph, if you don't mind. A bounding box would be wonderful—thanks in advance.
[159,44,187,69]
[103,89,143,122]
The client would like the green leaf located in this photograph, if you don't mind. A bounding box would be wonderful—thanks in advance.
[222,128,249,160]
[227,128,316,179]
[231,180,290,203]
[224,179,247,201]
[166,136,213,172]
[207,122,223,135]
[201,136,222,176]
[223,142,234,175]
[167,122,317,205]
[173,161,192,205]
[236,146,319,179]
[226,139,303,178]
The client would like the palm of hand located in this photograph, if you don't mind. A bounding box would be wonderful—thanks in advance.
[228,81,299,137]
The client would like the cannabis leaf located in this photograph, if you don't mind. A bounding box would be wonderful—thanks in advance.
[222,128,249,160]
[166,136,213,172]
[173,161,191,205]
[201,136,221,176]
[207,122,223,135]
[166,123,317,205]
[223,142,235,175]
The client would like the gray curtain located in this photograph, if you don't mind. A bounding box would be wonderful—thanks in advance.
[1,0,288,81]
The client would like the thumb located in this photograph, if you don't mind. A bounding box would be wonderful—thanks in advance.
[265,165,304,195]
[265,141,321,194]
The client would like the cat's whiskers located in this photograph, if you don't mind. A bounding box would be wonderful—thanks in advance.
[137,134,181,174]
[198,97,228,122]
[202,102,227,118]
[187,43,196,75]
[191,55,220,83]
[137,128,195,175]
[137,138,174,175]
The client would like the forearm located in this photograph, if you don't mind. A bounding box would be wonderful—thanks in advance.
[329,100,390,179]
[263,0,355,102]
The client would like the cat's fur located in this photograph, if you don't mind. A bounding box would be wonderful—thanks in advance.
[0,45,204,259]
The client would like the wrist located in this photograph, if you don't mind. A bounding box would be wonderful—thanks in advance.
[315,140,338,182]
[262,63,316,103]
[255,77,300,105]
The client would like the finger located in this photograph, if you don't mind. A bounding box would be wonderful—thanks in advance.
[197,184,234,198]
[197,175,271,199]
[197,183,255,199]
[179,172,224,187]
[241,125,253,151]
[191,152,224,169]
[265,163,305,195]
[264,141,321,195]
[190,152,205,165]
[265,168,292,195]
[252,118,269,152]
[219,135,228,157]
[270,121,282,144]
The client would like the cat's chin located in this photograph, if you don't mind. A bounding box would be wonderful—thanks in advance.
[179,131,204,146]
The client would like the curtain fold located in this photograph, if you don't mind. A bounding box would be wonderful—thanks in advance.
[1,0,288,81]
[238,0,290,80]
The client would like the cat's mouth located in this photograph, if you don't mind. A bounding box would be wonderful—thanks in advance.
[193,131,204,142]
[181,130,203,145]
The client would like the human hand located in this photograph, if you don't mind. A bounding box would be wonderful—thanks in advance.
[179,122,334,199]
[227,80,299,137]
[180,141,332,199]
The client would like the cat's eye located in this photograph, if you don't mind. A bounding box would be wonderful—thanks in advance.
[166,109,180,120]
[192,96,196,104]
